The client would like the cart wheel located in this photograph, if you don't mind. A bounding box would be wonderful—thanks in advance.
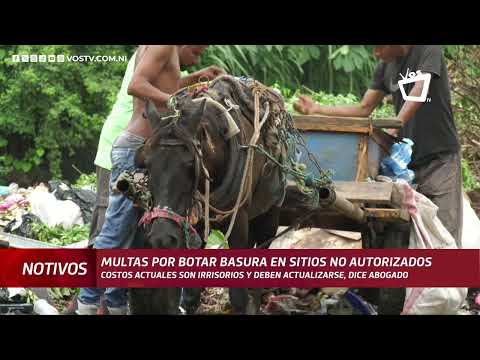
[361,222,410,315]
[378,288,406,315]
[378,222,410,315]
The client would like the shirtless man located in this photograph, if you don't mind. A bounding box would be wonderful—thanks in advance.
[76,46,224,315]
[127,46,223,138]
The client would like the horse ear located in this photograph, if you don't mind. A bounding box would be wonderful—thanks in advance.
[179,98,207,137]
[134,144,147,168]
[145,99,170,131]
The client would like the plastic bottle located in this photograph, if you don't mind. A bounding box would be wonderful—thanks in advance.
[33,299,59,315]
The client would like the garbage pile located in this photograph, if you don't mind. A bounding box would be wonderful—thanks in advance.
[195,287,377,315]
[261,226,372,315]
[261,288,377,315]
[196,226,372,315]
[0,180,95,245]
[0,287,59,315]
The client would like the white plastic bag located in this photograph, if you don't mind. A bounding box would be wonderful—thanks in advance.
[28,188,83,229]
[393,184,468,315]
[461,192,480,249]
[34,299,59,315]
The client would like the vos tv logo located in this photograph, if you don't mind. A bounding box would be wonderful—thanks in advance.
[398,69,431,103]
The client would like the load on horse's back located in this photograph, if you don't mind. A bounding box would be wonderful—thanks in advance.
[125,75,328,314]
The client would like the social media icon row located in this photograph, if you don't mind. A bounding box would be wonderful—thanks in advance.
[11,55,65,63]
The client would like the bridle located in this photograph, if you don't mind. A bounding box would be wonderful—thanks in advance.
[138,124,209,250]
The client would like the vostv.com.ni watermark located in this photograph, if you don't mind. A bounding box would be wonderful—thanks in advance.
[11,54,128,63]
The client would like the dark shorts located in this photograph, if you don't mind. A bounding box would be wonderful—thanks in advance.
[413,152,463,247]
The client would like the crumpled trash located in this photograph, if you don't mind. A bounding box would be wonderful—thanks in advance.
[28,187,83,229]
[260,287,378,315]
[7,288,27,302]
[197,288,232,314]
[262,288,322,315]
[344,290,378,315]
[0,288,9,302]
[48,181,95,224]
[0,288,36,315]
[0,194,29,213]
[4,213,42,238]
[33,299,59,315]
[0,288,27,304]
[263,294,308,315]
[270,227,361,250]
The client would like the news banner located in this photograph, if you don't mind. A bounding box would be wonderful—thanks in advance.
[0,249,479,288]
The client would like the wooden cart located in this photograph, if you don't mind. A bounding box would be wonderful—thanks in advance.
[279,115,412,314]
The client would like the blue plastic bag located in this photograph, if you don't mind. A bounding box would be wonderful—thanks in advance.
[380,138,415,183]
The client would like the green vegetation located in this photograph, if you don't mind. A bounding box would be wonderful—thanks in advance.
[74,172,97,190]
[30,223,90,246]
[193,45,378,95]
[462,159,480,192]
[271,83,395,118]
[0,45,478,190]
[0,45,135,182]
[448,46,480,190]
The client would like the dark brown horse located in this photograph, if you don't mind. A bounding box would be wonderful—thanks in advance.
[129,76,289,314]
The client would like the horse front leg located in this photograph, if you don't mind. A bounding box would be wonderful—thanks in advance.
[226,209,254,314]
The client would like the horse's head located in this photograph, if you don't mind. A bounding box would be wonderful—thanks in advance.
[136,97,207,249]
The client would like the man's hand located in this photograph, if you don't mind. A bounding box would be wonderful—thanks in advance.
[179,66,226,88]
[198,66,226,81]
[294,89,386,118]
[293,95,319,115]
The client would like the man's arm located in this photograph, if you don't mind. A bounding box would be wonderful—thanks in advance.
[179,72,202,88]
[127,45,173,109]
[134,45,148,67]
[294,89,386,117]
[396,80,426,124]
[179,66,226,88]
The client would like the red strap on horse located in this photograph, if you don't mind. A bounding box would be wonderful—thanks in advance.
[139,207,175,225]
[139,206,200,240]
